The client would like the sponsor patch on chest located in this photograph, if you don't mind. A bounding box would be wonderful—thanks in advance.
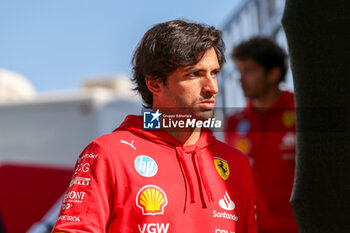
[213,157,230,180]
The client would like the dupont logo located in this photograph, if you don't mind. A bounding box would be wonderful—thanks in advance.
[219,191,235,211]
[136,185,168,215]
[143,110,161,129]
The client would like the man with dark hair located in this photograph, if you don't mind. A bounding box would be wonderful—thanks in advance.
[225,37,298,233]
[52,19,257,233]
[132,20,226,110]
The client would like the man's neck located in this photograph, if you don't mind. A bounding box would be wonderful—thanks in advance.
[152,107,202,146]
[163,127,201,146]
[251,88,282,109]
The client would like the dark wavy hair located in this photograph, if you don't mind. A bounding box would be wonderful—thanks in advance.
[232,37,288,83]
[132,19,225,108]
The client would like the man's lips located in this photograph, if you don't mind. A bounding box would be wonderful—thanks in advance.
[198,99,216,109]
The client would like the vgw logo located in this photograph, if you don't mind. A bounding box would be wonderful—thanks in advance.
[138,223,170,233]
[143,110,161,129]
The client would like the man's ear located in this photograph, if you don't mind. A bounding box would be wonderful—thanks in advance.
[145,75,163,96]
[267,67,282,85]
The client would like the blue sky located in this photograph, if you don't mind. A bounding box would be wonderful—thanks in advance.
[0,0,243,92]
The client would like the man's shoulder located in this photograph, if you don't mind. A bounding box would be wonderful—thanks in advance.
[211,139,250,165]
[95,129,134,142]
[95,129,135,143]
[227,107,252,121]
[92,129,146,154]
[281,90,295,107]
[225,109,252,133]
[283,90,295,98]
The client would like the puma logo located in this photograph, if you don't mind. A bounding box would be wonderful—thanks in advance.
[120,140,136,150]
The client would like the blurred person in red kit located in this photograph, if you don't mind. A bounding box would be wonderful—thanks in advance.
[52,19,257,233]
[225,37,298,233]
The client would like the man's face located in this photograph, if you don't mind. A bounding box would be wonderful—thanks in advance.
[155,47,220,120]
[235,59,270,99]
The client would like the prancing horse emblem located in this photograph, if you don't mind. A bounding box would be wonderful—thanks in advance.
[213,157,230,180]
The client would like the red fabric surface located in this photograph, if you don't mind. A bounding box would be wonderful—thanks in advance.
[0,163,72,233]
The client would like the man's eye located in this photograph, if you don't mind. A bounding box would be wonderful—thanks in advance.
[187,72,197,77]
[211,70,219,76]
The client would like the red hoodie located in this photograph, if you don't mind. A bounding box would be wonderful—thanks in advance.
[225,91,297,233]
[52,115,257,233]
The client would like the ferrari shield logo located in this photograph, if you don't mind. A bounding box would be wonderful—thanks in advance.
[213,157,230,180]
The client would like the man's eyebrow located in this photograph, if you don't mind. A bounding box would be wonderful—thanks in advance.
[184,67,201,72]
[184,67,221,72]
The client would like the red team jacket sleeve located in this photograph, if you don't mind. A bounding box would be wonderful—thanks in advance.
[52,141,116,233]
[242,162,257,233]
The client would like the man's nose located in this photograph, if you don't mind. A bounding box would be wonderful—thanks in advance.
[202,74,219,95]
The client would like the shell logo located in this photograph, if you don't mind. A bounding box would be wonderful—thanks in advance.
[282,110,296,128]
[235,137,251,154]
[136,185,168,215]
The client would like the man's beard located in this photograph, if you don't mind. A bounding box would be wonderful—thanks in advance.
[191,107,214,121]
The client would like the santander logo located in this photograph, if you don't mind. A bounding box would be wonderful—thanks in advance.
[219,191,235,211]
